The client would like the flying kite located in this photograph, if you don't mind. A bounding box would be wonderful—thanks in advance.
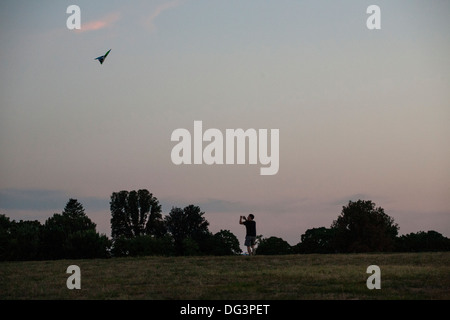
[95,49,111,65]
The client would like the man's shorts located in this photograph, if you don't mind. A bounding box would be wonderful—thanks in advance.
[245,236,256,247]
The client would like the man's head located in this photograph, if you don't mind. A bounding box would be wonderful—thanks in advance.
[248,214,255,221]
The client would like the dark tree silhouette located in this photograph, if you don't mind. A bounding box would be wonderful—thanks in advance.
[62,198,97,233]
[0,215,41,261]
[331,200,398,252]
[110,189,165,240]
[295,227,336,253]
[0,214,11,260]
[213,230,242,255]
[395,230,450,252]
[256,236,292,255]
[111,234,175,257]
[41,199,109,259]
[165,205,209,255]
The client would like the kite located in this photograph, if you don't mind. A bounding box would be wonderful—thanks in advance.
[95,49,111,65]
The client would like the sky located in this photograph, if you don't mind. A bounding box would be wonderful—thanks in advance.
[0,0,449,249]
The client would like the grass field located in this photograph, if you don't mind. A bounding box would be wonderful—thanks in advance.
[1,252,449,300]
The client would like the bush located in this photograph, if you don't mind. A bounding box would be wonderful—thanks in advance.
[111,235,175,257]
[256,236,292,255]
[395,231,450,252]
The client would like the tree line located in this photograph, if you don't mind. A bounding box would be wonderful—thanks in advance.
[1,190,449,261]
[257,200,450,255]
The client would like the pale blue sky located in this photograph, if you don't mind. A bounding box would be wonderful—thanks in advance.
[1,0,449,246]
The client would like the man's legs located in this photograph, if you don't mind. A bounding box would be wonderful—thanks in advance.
[245,236,256,255]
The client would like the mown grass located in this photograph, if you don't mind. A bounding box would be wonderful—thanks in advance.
[1,252,449,300]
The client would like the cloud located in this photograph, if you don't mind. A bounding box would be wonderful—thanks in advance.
[0,188,108,212]
[145,0,184,33]
[0,189,67,211]
[158,197,248,214]
[159,196,312,216]
[76,12,121,33]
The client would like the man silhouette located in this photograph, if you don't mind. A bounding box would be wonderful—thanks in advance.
[239,214,256,255]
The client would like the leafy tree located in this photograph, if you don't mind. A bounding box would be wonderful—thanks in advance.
[110,189,165,240]
[111,234,174,257]
[40,213,70,259]
[0,214,12,260]
[10,220,42,261]
[65,230,111,259]
[256,236,292,255]
[212,230,242,255]
[331,200,398,253]
[195,229,242,256]
[181,237,201,256]
[0,215,42,261]
[295,227,336,254]
[62,198,97,233]
[41,199,109,259]
[395,231,450,252]
[165,205,209,255]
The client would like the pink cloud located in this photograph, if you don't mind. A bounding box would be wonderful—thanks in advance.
[76,12,121,33]
[146,0,184,32]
